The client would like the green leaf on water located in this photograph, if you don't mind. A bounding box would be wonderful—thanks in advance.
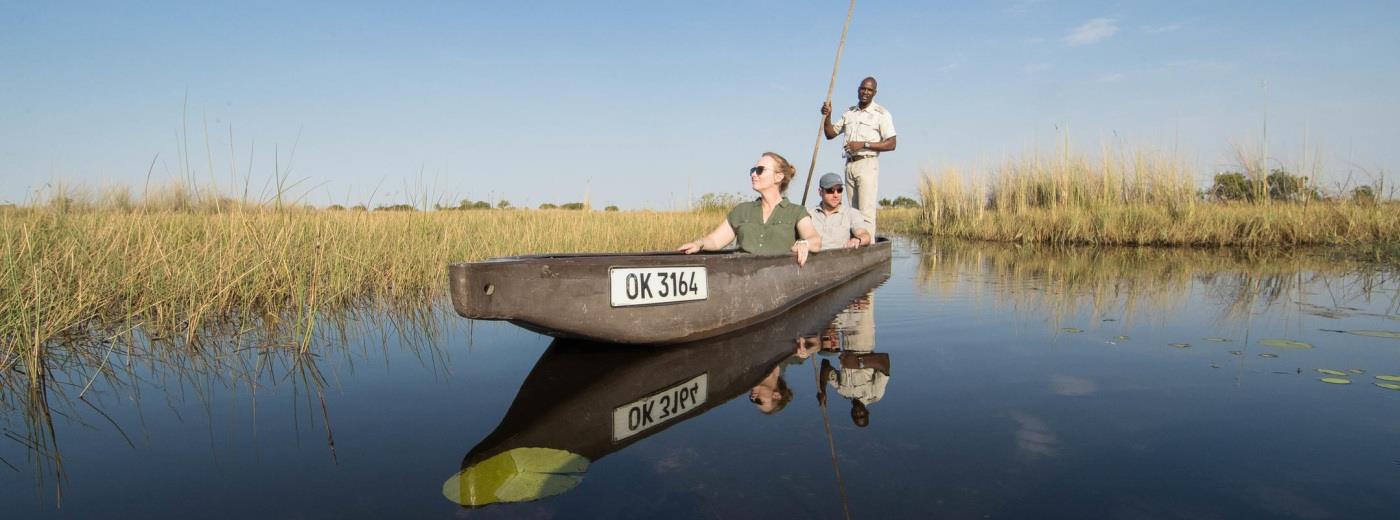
[1316,369,1348,376]
[1345,330,1400,339]
[1062,327,1083,333]
[1376,375,1400,382]
[1259,353,1279,358]
[1376,383,1400,391]
[1210,363,1221,369]
[1228,350,1243,356]
[1115,335,1130,341]
[1206,337,1232,343]
[442,447,590,507]
[1260,338,1313,349]
[1169,343,1191,349]
[1319,377,1351,385]
[1348,369,1365,375]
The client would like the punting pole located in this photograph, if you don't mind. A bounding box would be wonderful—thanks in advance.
[814,359,852,520]
[800,0,858,207]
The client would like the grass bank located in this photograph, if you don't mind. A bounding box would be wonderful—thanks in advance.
[1,207,717,357]
[889,147,1397,251]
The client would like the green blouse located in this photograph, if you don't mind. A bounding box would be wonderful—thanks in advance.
[726,197,811,255]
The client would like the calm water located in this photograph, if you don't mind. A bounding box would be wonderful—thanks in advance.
[5,239,1399,519]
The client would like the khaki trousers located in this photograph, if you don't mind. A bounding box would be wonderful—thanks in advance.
[844,157,879,235]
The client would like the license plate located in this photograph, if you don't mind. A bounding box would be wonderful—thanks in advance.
[609,266,708,307]
[612,373,708,442]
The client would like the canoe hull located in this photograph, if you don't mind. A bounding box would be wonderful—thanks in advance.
[448,238,892,344]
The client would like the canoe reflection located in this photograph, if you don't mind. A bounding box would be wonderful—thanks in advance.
[443,262,891,508]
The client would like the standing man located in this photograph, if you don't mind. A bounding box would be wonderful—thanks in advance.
[811,172,872,251]
[822,76,896,235]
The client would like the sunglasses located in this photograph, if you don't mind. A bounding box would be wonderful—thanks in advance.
[748,166,767,176]
[822,186,844,194]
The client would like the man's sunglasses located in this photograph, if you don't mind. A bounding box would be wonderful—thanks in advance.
[822,186,844,194]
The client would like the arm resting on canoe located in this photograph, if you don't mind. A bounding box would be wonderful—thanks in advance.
[791,216,821,267]
[677,221,736,254]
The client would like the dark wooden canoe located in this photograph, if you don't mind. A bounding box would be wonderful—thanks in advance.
[448,237,892,344]
[443,264,891,507]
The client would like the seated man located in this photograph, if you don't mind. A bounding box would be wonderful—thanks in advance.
[810,173,872,251]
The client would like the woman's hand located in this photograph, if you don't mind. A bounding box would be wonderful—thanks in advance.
[677,240,702,254]
[791,240,811,267]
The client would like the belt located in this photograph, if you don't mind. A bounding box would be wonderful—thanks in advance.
[846,154,876,163]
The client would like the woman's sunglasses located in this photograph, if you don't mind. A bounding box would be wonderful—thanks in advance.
[822,186,844,194]
[748,166,767,176]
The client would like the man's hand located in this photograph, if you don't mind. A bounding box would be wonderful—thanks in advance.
[821,101,832,116]
[844,141,866,154]
[845,237,861,249]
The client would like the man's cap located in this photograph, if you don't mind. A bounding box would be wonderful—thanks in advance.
[818,173,843,190]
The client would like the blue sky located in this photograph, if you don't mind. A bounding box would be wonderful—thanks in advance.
[3,1,1397,208]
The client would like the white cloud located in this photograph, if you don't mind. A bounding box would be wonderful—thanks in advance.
[1096,72,1126,82]
[1022,62,1053,74]
[1064,18,1119,46]
[1141,23,1182,34]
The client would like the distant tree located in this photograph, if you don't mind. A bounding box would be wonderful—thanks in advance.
[1266,168,1320,202]
[327,204,346,211]
[604,205,619,212]
[889,196,920,208]
[472,201,491,210]
[376,204,417,211]
[1210,172,1253,201]
[560,202,586,210]
[539,203,558,210]
[497,200,512,209]
[1352,185,1378,205]
[878,198,893,208]
[350,204,368,211]
[694,192,745,212]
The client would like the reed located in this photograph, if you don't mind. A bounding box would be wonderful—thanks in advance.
[897,146,1398,249]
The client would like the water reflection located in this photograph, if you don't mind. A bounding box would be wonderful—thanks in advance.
[444,264,892,508]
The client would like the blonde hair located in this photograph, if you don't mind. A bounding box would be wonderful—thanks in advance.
[762,152,796,193]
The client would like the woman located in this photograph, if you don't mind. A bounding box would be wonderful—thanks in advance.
[677,152,822,266]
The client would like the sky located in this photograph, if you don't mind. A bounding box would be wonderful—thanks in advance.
[3,1,1398,209]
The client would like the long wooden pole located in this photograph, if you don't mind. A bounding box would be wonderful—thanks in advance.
[800,0,858,207]
[813,359,852,520]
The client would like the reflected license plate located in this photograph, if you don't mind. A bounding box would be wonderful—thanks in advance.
[609,266,708,307]
[612,373,708,442]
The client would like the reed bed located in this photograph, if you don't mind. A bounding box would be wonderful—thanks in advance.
[900,147,1398,249]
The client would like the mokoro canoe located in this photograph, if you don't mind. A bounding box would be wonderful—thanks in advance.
[448,237,892,344]
[442,265,890,507]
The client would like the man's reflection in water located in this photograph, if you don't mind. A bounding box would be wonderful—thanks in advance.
[816,292,890,427]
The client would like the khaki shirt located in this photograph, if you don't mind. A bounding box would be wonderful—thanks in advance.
[831,101,896,159]
[726,197,810,255]
[810,203,870,251]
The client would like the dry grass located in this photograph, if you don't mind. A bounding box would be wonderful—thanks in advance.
[895,146,1398,248]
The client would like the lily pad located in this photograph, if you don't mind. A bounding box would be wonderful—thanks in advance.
[1349,369,1365,375]
[1316,369,1348,376]
[443,447,590,507]
[1061,327,1083,333]
[1259,353,1279,359]
[1345,330,1400,339]
[1319,377,1351,385]
[1228,350,1243,356]
[1206,337,1233,343]
[1376,375,1400,382]
[1376,383,1400,391]
[1115,335,1130,341]
[1260,338,1314,349]
[1168,343,1191,349]
[1210,363,1221,369]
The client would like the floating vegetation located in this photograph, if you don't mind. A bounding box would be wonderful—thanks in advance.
[1376,375,1400,382]
[1260,338,1314,349]
[1114,335,1130,341]
[1206,337,1233,343]
[1319,378,1352,385]
[1344,330,1400,339]
[1316,369,1348,376]
[1229,350,1244,356]
[1349,369,1366,375]
[1376,383,1400,391]
[1168,343,1191,349]
[1259,353,1280,358]
[1210,363,1221,369]
[1061,327,1083,333]
[442,448,591,507]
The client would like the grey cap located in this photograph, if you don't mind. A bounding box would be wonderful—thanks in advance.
[818,173,843,190]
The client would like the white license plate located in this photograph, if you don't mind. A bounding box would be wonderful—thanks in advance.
[612,373,708,442]
[609,266,708,307]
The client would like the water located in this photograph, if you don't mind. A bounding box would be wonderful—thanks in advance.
[4,239,1398,518]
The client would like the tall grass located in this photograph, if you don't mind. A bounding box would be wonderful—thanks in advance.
[900,144,1398,248]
